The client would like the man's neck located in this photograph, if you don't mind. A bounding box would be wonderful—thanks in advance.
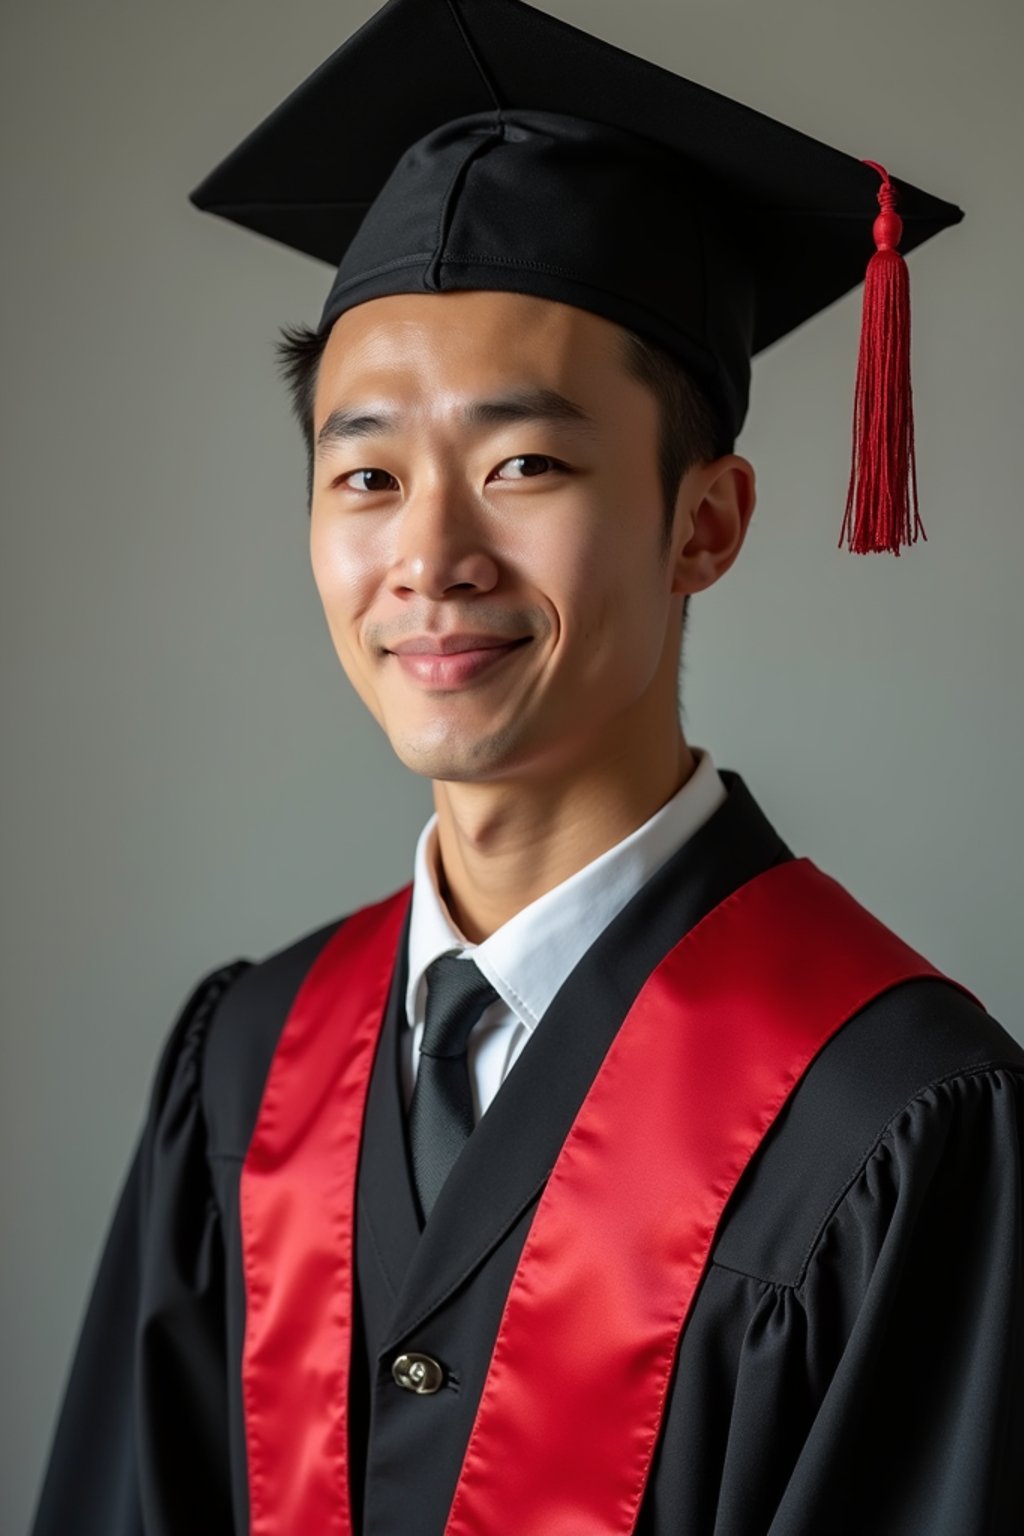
[431,733,696,943]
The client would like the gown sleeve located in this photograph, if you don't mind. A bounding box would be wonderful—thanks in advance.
[29,959,252,1536]
[744,1064,1024,1536]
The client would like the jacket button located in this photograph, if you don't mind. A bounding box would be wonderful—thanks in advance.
[392,1351,445,1394]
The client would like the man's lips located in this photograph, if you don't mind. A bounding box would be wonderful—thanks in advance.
[385,634,532,688]
[388,633,531,656]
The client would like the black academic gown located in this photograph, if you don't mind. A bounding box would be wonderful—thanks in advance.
[30,770,1024,1536]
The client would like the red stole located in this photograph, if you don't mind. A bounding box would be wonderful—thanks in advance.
[239,857,980,1535]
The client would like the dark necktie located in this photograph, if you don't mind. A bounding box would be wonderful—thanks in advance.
[408,951,500,1222]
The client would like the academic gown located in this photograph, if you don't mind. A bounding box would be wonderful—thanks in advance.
[30,769,1024,1536]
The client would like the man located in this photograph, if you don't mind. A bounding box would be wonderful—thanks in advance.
[30,0,1024,1532]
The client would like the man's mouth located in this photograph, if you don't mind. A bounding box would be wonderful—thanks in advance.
[387,635,532,688]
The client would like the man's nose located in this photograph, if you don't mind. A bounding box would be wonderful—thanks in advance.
[387,487,500,600]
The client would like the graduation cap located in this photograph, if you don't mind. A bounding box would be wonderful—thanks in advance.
[189,0,964,554]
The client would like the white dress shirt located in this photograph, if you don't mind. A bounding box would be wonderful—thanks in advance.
[401,745,727,1123]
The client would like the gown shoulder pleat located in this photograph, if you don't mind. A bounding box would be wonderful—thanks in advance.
[29,959,252,1536]
[658,1063,1024,1536]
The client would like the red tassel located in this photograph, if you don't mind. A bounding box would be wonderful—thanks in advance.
[839,160,925,555]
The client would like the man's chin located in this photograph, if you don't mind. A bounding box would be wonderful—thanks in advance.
[385,725,521,783]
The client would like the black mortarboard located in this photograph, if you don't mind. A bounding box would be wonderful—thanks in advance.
[189,0,964,554]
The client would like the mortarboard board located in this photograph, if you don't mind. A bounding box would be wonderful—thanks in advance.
[188,0,964,554]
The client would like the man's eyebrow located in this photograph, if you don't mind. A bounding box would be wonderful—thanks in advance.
[314,387,599,459]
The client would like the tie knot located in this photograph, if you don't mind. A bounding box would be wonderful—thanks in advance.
[421,952,499,1059]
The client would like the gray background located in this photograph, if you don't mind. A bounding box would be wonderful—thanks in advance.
[3,0,1021,1529]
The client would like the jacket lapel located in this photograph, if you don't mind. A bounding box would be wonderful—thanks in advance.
[374,768,792,1357]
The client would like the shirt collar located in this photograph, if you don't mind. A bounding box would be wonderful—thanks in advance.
[404,745,727,1034]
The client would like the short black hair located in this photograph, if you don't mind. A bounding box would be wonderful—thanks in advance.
[273,314,733,548]
[275,319,330,510]
[614,328,733,551]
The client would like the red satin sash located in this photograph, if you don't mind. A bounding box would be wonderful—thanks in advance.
[240,857,981,1535]
[240,888,411,1536]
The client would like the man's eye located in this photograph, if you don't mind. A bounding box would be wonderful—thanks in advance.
[491,454,565,482]
[340,467,399,493]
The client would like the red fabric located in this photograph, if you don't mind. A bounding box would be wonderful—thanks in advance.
[240,884,412,1536]
[239,858,979,1535]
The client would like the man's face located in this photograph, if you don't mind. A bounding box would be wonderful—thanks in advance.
[309,290,704,785]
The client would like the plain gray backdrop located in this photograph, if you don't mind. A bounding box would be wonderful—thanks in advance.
[3,0,1021,1530]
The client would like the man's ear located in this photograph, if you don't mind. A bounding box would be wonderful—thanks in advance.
[669,454,757,597]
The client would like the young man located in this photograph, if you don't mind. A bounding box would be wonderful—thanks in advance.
[31,0,1024,1532]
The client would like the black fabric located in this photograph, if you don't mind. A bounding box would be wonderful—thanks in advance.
[408,953,500,1220]
[29,768,1024,1535]
[187,0,963,440]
